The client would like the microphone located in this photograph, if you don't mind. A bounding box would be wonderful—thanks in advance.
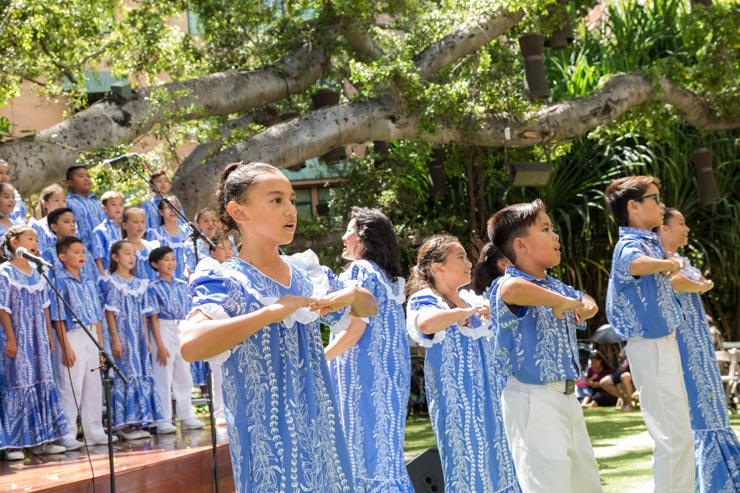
[15,247,54,269]
[103,153,139,169]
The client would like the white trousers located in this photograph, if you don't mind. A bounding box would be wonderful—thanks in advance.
[625,334,695,493]
[502,377,602,493]
[150,320,196,423]
[54,327,107,442]
[211,361,224,420]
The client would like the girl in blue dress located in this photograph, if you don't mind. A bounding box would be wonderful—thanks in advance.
[406,235,520,493]
[181,162,378,493]
[122,207,159,281]
[0,183,25,244]
[29,183,67,253]
[103,240,164,440]
[146,196,194,282]
[0,226,68,459]
[658,208,740,493]
[325,207,413,492]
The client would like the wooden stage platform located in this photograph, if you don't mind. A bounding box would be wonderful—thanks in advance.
[0,425,235,493]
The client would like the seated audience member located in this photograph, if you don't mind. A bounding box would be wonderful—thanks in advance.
[581,350,617,408]
[599,350,635,411]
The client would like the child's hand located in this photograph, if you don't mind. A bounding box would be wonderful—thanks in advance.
[310,288,356,315]
[700,279,714,294]
[552,298,584,320]
[665,256,685,276]
[271,294,316,321]
[111,339,123,359]
[156,346,170,366]
[574,301,599,324]
[49,336,55,353]
[457,306,488,326]
[5,338,17,358]
[61,348,77,367]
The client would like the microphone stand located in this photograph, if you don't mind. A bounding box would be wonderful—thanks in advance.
[117,156,220,493]
[37,264,128,493]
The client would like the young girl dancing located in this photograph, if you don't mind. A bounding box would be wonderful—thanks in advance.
[181,162,377,492]
[103,240,164,440]
[406,235,520,493]
[325,207,413,492]
[658,208,740,492]
[0,226,68,459]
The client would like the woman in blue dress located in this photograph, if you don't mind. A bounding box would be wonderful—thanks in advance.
[406,235,520,493]
[146,196,195,282]
[325,207,413,492]
[181,162,377,493]
[103,240,164,440]
[658,207,740,493]
[0,226,68,459]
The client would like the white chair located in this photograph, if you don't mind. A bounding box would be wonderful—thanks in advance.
[716,349,738,411]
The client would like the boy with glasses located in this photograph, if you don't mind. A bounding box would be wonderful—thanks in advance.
[605,176,694,492]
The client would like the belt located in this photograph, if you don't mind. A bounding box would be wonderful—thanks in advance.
[543,380,577,395]
[510,376,577,395]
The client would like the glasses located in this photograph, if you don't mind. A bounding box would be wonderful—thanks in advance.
[634,193,662,205]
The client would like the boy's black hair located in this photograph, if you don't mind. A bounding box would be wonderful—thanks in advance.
[66,165,88,181]
[148,245,174,269]
[47,207,74,227]
[487,199,546,264]
[56,236,84,256]
[604,176,661,227]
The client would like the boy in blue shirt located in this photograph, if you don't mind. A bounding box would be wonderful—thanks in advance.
[605,176,693,492]
[488,199,602,493]
[66,165,106,253]
[92,190,124,276]
[51,236,112,448]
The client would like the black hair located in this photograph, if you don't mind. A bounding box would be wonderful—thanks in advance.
[405,234,460,305]
[56,236,84,256]
[348,207,402,280]
[471,243,509,295]
[157,195,180,225]
[0,225,37,263]
[47,207,74,227]
[65,165,88,182]
[605,176,661,227]
[487,199,546,264]
[109,240,135,276]
[148,245,174,269]
[216,162,282,234]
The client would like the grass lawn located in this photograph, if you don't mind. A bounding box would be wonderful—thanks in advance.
[404,407,740,491]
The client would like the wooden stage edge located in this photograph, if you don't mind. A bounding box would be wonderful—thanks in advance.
[0,426,235,493]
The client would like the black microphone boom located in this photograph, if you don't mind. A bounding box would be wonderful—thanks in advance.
[16,247,54,268]
[103,153,139,169]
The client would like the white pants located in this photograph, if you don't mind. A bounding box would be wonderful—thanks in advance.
[54,327,107,442]
[211,361,224,421]
[625,334,695,493]
[502,377,602,493]
[150,320,196,423]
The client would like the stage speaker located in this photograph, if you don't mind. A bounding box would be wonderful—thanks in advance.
[406,447,444,492]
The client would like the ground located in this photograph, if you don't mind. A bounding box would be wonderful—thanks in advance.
[404,407,740,492]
